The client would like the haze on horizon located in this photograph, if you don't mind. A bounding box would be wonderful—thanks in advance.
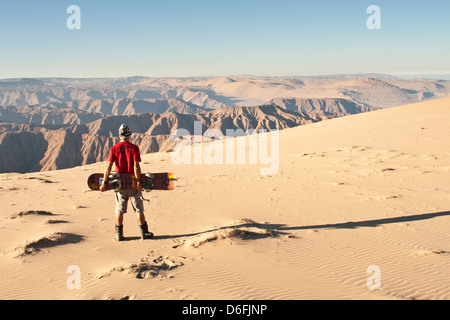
[0,0,449,79]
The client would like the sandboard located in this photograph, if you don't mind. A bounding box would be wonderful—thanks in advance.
[87,172,177,191]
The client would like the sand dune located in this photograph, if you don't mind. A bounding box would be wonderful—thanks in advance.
[0,97,449,300]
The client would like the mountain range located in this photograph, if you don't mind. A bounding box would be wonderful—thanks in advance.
[1,75,449,108]
[0,105,336,173]
[0,75,448,173]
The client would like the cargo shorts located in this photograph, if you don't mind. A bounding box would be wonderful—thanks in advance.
[114,189,144,215]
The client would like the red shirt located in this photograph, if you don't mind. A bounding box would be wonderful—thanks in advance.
[108,140,141,174]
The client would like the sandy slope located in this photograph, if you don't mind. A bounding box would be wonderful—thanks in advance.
[0,97,449,300]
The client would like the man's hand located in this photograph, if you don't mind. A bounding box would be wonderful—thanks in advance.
[100,161,114,192]
[136,181,143,192]
[99,183,107,192]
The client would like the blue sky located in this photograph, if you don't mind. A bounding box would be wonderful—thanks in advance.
[0,0,449,79]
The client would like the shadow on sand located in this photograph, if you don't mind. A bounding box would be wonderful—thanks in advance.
[153,211,450,241]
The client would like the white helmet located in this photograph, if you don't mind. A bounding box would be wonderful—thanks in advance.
[118,124,132,139]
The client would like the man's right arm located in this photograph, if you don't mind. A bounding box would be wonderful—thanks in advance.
[100,161,114,192]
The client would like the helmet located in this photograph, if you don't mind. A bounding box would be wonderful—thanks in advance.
[118,124,132,139]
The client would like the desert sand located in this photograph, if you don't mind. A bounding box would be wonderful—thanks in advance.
[0,97,449,300]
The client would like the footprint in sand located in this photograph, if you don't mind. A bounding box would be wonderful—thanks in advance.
[413,249,450,257]
[44,220,69,224]
[367,195,400,201]
[26,177,54,183]
[97,253,186,280]
[380,168,396,172]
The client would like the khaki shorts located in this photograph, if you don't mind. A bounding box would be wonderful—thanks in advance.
[115,189,144,215]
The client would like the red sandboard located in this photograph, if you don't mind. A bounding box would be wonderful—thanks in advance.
[87,172,177,191]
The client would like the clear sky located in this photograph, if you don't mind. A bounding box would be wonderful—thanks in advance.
[0,0,449,79]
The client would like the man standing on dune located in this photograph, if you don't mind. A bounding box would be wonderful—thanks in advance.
[99,124,154,241]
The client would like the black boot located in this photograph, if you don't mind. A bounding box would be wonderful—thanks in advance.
[139,221,154,240]
[115,225,125,241]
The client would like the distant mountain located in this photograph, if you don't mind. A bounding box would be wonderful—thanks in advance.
[0,78,48,89]
[0,87,229,110]
[0,99,212,125]
[0,76,448,110]
[266,97,378,115]
[85,105,334,137]
[69,98,212,116]
[296,73,399,80]
[0,105,103,125]
[1,75,448,173]
[0,105,335,173]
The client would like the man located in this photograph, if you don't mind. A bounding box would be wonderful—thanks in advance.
[100,124,153,241]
